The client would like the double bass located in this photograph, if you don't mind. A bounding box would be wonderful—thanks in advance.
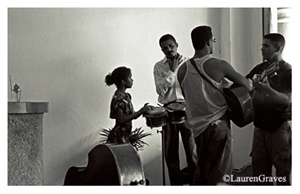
[64,143,147,185]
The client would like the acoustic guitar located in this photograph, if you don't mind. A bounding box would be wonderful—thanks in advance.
[250,62,280,102]
[223,84,254,127]
[223,62,279,127]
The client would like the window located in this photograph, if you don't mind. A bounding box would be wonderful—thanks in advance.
[264,7,292,63]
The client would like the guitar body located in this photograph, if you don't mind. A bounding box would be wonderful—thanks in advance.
[64,143,146,185]
[223,85,254,127]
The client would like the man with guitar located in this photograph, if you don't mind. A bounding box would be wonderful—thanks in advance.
[246,33,291,185]
[177,26,251,185]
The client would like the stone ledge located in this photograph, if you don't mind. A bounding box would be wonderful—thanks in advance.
[8,102,49,114]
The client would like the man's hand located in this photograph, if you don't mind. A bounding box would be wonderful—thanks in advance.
[253,78,271,93]
[168,54,183,72]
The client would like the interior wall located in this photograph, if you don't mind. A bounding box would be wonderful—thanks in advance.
[8,8,262,185]
[229,8,263,169]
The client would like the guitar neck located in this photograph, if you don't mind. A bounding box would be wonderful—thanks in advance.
[259,62,279,82]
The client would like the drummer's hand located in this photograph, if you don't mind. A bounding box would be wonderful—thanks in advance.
[140,103,152,113]
[147,105,154,110]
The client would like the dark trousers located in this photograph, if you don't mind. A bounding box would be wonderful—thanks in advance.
[252,121,291,185]
[193,115,233,185]
[163,121,198,185]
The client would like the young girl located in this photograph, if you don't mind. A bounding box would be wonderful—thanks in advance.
[104,66,151,144]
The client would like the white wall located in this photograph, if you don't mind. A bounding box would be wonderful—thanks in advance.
[8,8,263,185]
[229,8,263,169]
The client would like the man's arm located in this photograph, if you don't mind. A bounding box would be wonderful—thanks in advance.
[177,61,187,97]
[221,60,252,92]
[252,69,291,110]
[153,64,176,97]
[177,61,187,86]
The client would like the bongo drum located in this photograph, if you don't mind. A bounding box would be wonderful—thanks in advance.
[143,107,167,128]
[166,103,186,124]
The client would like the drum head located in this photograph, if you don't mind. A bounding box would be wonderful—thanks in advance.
[167,103,186,112]
[144,107,166,117]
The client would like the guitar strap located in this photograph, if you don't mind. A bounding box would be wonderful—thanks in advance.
[190,58,225,96]
[190,58,255,127]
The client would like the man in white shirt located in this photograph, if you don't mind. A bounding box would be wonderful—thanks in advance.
[153,34,197,185]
